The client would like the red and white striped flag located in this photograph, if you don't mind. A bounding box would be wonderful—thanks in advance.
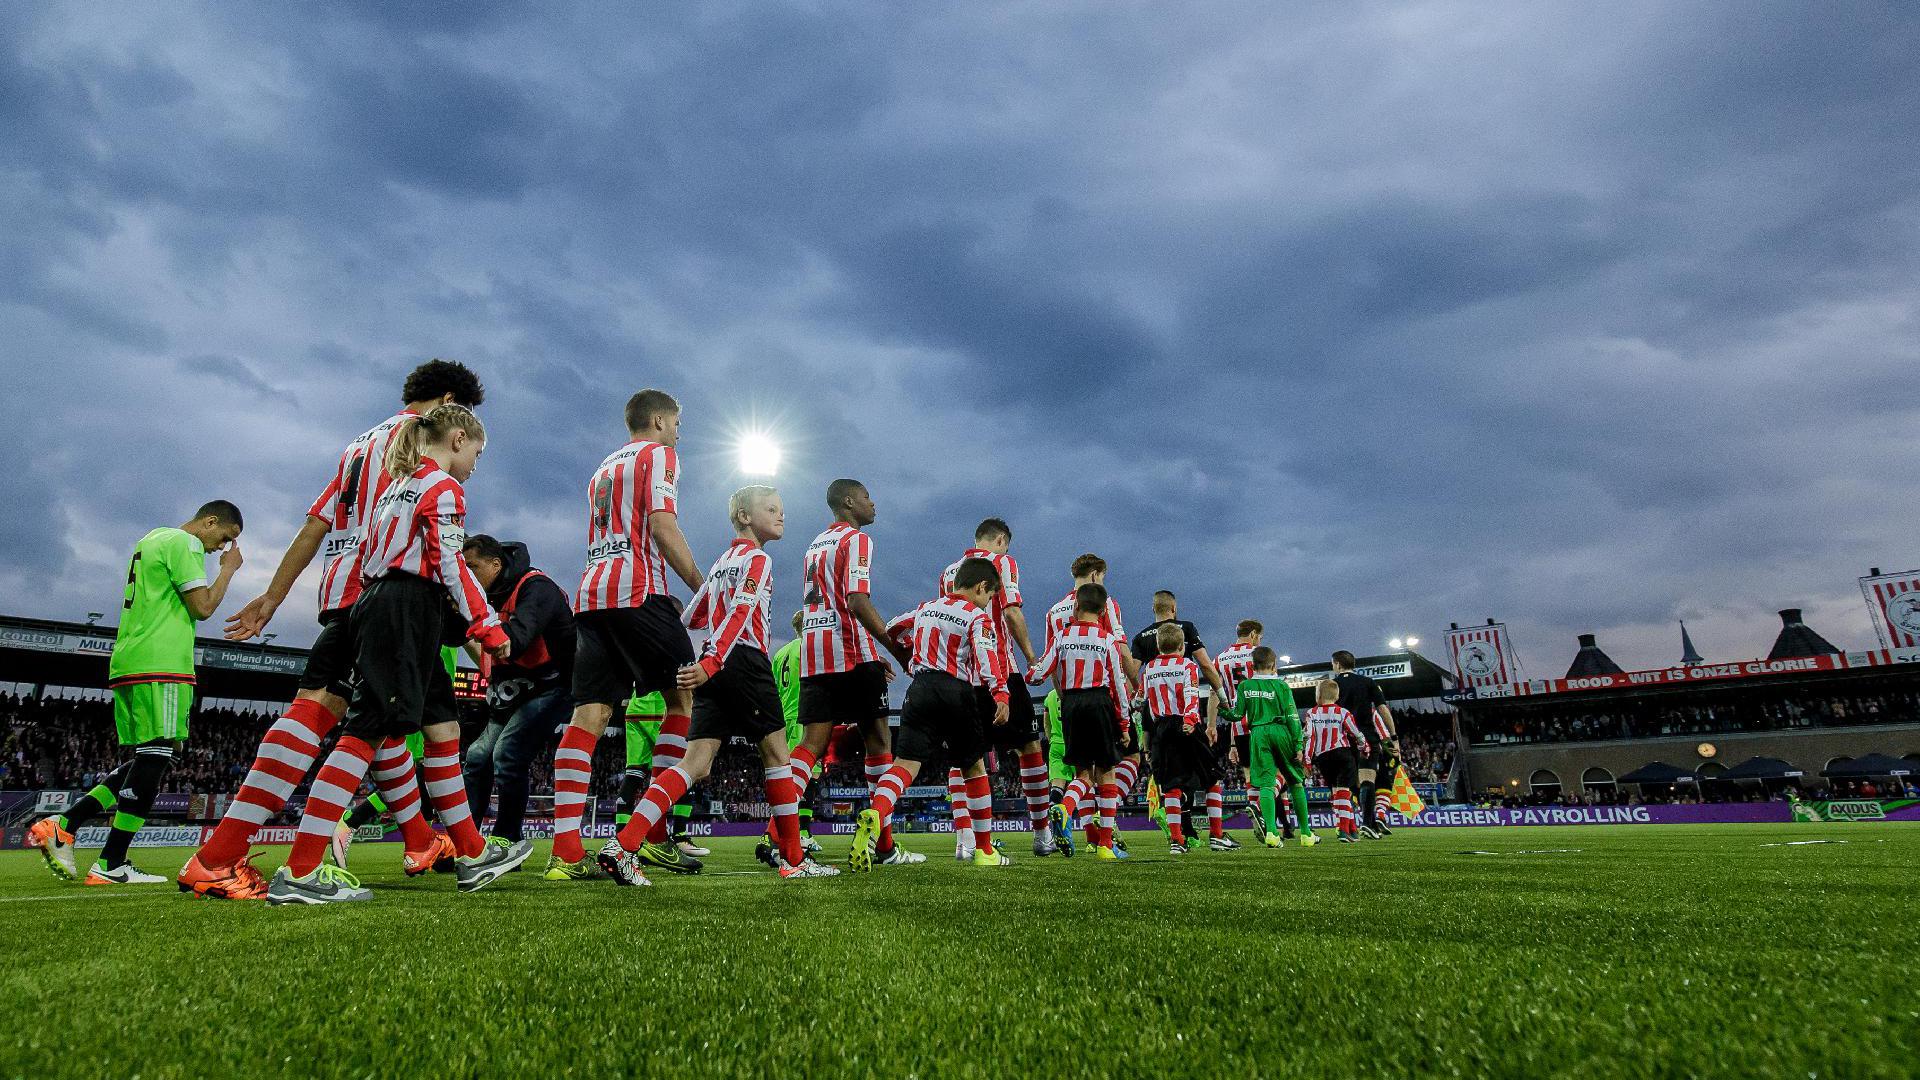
[1860,570,1920,649]
[1446,621,1515,688]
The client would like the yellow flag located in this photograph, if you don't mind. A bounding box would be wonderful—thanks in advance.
[1390,764,1426,818]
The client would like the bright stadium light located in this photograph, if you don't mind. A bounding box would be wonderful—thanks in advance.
[737,431,782,477]
[1406,636,1420,648]
[1389,637,1404,650]
[1279,655,1291,664]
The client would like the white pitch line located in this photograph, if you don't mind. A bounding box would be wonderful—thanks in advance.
[0,890,160,903]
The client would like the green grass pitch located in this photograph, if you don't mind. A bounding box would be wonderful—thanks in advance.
[1,824,1914,1079]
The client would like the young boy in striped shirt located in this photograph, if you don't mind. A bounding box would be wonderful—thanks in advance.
[1302,679,1371,843]
[1028,583,1132,860]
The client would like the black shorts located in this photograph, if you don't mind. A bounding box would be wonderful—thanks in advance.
[1149,715,1218,794]
[299,609,360,699]
[799,661,889,727]
[895,671,987,768]
[1371,742,1399,778]
[981,675,1039,749]
[1059,688,1122,769]
[342,574,458,740]
[690,648,784,743]
[1314,747,1360,790]
[571,597,696,710]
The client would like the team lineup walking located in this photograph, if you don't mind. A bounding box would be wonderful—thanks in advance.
[28,359,1413,901]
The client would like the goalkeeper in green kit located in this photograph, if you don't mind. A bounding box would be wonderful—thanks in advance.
[1220,646,1312,847]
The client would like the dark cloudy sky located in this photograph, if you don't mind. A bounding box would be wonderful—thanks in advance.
[3,2,1916,679]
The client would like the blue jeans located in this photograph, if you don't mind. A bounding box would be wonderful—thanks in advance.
[465,685,567,841]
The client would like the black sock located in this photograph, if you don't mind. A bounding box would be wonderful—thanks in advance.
[1359,781,1377,827]
[344,793,384,831]
[99,742,173,869]
[60,759,134,832]
[617,767,647,819]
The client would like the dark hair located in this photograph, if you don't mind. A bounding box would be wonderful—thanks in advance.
[826,478,866,510]
[402,359,485,407]
[951,556,1001,593]
[1153,590,1176,612]
[624,389,680,434]
[974,518,1011,543]
[1074,582,1107,615]
[1237,619,1264,637]
[1252,645,1277,669]
[462,533,507,562]
[195,500,244,529]
[1331,650,1358,670]
[1070,553,1106,579]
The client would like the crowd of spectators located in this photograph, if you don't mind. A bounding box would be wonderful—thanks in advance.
[1467,684,1920,746]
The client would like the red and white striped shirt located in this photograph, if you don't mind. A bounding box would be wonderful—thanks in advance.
[1303,704,1370,758]
[800,522,884,676]
[1044,590,1125,648]
[1029,622,1130,719]
[684,538,773,677]
[1213,642,1257,707]
[1140,655,1202,726]
[576,440,679,613]
[358,458,505,649]
[941,548,1022,672]
[306,409,420,615]
[885,595,1008,701]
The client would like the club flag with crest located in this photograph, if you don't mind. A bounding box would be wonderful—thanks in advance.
[1390,765,1425,818]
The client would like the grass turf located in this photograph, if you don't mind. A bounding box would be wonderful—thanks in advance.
[0,824,1914,1079]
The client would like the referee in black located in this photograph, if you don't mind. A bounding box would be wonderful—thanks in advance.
[1331,650,1397,837]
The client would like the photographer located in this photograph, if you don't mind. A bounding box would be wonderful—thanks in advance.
[462,535,576,843]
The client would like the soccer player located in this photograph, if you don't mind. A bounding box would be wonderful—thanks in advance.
[1130,592,1224,845]
[1303,679,1371,843]
[789,479,916,866]
[28,503,244,883]
[599,485,836,882]
[1043,554,1137,685]
[181,359,485,899]
[1027,583,1132,861]
[1219,647,1313,848]
[327,647,461,872]
[1206,620,1265,851]
[851,557,1011,870]
[458,535,575,846]
[1331,650,1397,838]
[1140,623,1216,855]
[267,405,526,903]
[768,610,824,859]
[543,390,707,882]
[941,519,1051,857]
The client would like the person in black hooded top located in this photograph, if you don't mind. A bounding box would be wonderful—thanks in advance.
[461,534,576,842]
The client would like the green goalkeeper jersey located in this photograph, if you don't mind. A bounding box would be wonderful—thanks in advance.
[1222,674,1300,739]
[109,527,207,686]
[772,639,802,727]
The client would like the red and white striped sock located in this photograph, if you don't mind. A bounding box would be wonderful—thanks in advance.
[1096,783,1119,848]
[1375,786,1393,821]
[423,738,484,858]
[286,736,375,877]
[618,765,693,852]
[1114,757,1141,799]
[1280,787,1294,825]
[869,763,913,824]
[1018,751,1050,829]
[199,697,339,867]
[646,714,691,845]
[948,768,973,838]
[1165,790,1185,846]
[965,773,994,853]
[1207,783,1225,839]
[865,752,896,851]
[550,726,597,863]
[369,738,435,851]
[765,765,804,867]
[1061,777,1088,827]
[771,744,818,842]
[1334,788,1354,834]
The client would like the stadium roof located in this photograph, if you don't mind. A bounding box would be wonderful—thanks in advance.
[1820,753,1916,779]
[1565,633,1625,678]
[1616,761,1699,785]
[1275,651,1454,702]
[1717,757,1804,781]
[1767,608,1840,661]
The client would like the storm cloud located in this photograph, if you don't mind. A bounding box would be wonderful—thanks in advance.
[2,2,1916,679]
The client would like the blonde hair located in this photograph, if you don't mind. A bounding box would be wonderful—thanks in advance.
[1155,623,1184,655]
[1315,679,1340,705]
[385,404,486,480]
[729,485,778,529]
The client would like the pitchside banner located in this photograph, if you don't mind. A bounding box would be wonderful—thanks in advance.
[1446,622,1516,689]
[1860,569,1920,650]
[1449,647,1920,700]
